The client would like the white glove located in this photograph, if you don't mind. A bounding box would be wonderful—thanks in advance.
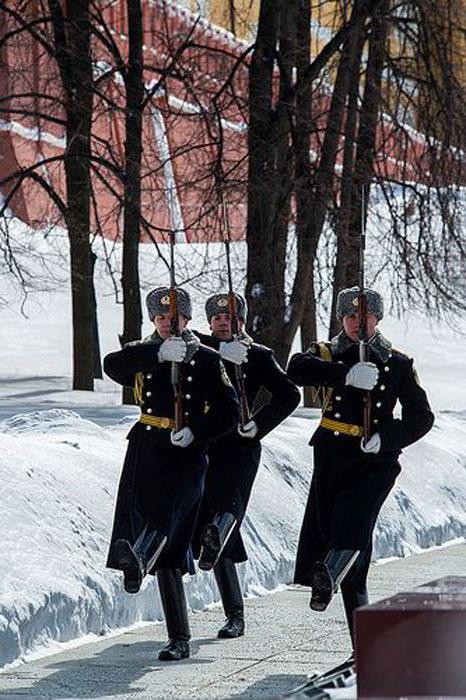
[170,427,194,448]
[345,362,379,390]
[360,433,381,454]
[219,339,249,366]
[158,337,187,363]
[238,420,258,439]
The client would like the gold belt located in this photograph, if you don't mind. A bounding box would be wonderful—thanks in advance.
[139,414,175,430]
[320,417,364,437]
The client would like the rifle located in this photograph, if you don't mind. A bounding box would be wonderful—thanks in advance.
[358,183,371,446]
[169,229,183,432]
[222,199,251,429]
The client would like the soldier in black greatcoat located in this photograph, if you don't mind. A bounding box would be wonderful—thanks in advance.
[193,292,300,639]
[104,287,239,661]
[287,286,434,649]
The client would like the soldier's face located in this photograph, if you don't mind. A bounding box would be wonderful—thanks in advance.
[210,313,244,340]
[153,313,188,339]
[343,313,378,341]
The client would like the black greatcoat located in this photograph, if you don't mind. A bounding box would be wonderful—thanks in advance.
[193,333,300,562]
[104,336,239,575]
[287,338,434,586]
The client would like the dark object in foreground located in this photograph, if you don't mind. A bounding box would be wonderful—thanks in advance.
[355,576,466,698]
[283,654,355,698]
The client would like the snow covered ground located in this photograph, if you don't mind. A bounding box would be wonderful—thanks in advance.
[0,219,465,669]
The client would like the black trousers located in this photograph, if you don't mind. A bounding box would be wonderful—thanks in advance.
[193,441,261,562]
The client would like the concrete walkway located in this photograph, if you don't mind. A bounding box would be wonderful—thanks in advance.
[0,542,465,699]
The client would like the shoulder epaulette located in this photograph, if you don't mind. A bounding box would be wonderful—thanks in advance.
[308,341,332,362]
[391,347,412,360]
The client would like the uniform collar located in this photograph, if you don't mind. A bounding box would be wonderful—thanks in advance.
[330,329,392,362]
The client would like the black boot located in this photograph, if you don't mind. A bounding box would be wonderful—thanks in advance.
[341,582,369,646]
[310,549,359,612]
[199,512,237,571]
[157,568,190,661]
[214,557,244,639]
[114,524,167,594]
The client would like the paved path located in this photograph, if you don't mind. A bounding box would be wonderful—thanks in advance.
[0,542,465,699]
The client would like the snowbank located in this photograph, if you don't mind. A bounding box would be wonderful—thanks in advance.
[0,407,465,668]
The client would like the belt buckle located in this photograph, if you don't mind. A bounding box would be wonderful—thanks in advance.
[160,417,171,429]
[350,425,360,436]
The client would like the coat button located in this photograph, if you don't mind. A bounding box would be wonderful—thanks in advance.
[373,419,379,424]
[334,413,341,419]
[146,373,152,379]
[146,391,152,397]
[145,425,151,431]
[190,360,196,366]
[187,376,193,382]
[335,395,342,401]
[380,385,385,391]
[147,408,153,414]
[376,401,382,408]
[184,411,189,417]
[384,366,389,372]
[334,430,340,436]
[185,394,191,400]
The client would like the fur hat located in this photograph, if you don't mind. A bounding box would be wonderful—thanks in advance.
[146,286,192,321]
[336,286,384,320]
[205,292,247,322]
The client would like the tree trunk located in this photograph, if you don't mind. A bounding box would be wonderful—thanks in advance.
[281,5,366,362]
[90,250,102,379]
[330,0,390,333]
[121,0,144,404]
[329,28,366,337]
[245,0,281,348]
[49,0,95,390]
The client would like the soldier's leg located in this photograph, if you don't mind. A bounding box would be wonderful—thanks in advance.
[340,547,371,647]
[310,549,360,611]
[157,568,190,661]
[199,444,261,571]
[199,512,237,571]
[214,557,245,638]
[114,524,167,594]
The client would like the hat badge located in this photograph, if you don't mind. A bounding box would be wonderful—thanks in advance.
[218,297,229,307]
[161,295,170,305]
[352,297,359,307]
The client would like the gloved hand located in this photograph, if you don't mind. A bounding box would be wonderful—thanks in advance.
[170,427,194,448]
[158,337,187,363]
[360,433,381,454]
[219,339,249,366]
[238,420,258,439]
[345,362,379,390]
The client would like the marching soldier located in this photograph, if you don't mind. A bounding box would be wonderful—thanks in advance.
[287,286,434,648]
[104,287,239,661]
[193,292,300,639]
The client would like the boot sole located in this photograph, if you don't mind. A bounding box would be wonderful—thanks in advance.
[158,648,190,661]
[198,525,221,571]
[217,628,245,639]
[310,562,334,611]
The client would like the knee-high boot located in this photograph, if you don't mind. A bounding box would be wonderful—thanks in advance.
[214,557,244,638]
[341,581,369,647]
[310,549,360,612]
[114,524,167,594]
[199,512,237,571]
[157,568,190,661]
